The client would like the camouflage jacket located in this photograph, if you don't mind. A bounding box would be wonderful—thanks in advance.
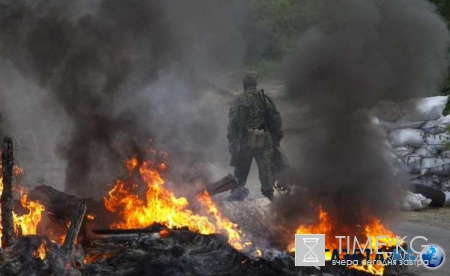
[227,87,283,143]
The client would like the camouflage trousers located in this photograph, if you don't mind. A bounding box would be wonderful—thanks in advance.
[231,132,274,195]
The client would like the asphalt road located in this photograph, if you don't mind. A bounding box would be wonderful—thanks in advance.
[394,221,450,276]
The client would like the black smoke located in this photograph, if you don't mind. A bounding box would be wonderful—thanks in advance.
[0,0,173,197]
[277,0,450,230]
[0,0,246,197]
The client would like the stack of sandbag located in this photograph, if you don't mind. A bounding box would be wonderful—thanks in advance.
[372,96,450,207]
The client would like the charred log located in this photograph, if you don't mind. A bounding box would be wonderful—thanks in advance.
[52,203,87,276]
[92,224,165,235]
[202,174,239,196]
[63,203,87,253]
[28,185,83,220]
[1,136,14,248]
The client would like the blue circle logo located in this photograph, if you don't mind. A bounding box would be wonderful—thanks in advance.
[421,245,445,268]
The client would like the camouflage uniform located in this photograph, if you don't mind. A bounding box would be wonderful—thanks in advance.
[227,72,283,200]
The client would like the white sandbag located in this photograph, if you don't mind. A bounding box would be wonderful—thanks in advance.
[420,158,450,175]
[442,178,450,191]
[377,118,425,130]
[411,175,442,190]
[399,154,422,174]
[442,150,450,158]
[439,115,450,125]
[403,191,431,211]
[396,119,425,129]
[370,116,380,126]
[373,101,408,121]
[388,129,425,147]
[421,115,450,134]
[373,96,448,122]
[403,96,448,122]
[425,133,450,149]
[414,145,438,158]
[395,146,415,157]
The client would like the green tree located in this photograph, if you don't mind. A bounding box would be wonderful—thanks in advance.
[430,0,450,25]
[248,0,309,58]
[241,0,310,76]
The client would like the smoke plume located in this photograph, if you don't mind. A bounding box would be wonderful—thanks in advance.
[0,0,246,197]
[278,0,450,228]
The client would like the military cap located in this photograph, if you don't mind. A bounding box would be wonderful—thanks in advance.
[243,71,259,83]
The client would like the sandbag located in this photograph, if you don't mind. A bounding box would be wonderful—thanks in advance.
[441,178,450,191]
[395,146,415,157]
[439,115,450,125]
[388,129,425,147]
[425,133,450,149]
[373,96,448,122]
[420,157,450,176]
[411,175,442,190]
[414,145,438,158]
[399,154,422,174]
[403,191,431,211]
[403,96,448,121]
[441,150,450,158]
[377,118,425,130]
[421,115,450,134]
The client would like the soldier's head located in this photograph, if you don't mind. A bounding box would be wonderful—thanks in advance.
[243,71,258,90]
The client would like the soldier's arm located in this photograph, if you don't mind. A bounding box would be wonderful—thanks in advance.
[227,97,240,143]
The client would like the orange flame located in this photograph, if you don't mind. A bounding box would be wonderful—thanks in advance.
[0,164,45,247]
[14,194,45,236]
[104,156,216,234]
[104,155,250,251]
[256,249,262,258]
[33,240,46,260]
[84,253,114,264]
[197,191,248,250]
[288,205,397,275]
[159,229,170,238]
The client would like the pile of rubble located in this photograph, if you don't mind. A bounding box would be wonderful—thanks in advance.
[372,96,450,210]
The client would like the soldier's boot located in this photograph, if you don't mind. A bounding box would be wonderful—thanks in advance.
[261,189,274,201]
[226,186,249,201]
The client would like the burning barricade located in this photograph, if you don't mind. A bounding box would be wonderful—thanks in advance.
[0,136,407,276]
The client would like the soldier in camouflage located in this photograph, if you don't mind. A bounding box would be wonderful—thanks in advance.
[227,72,283,201]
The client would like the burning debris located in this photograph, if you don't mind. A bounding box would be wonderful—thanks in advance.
[288,206,398,275]
[0,137,408,275]
[102,154,254,251]
[0,136,46,247]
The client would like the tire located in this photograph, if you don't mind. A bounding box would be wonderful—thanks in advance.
[409,184,446,207]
